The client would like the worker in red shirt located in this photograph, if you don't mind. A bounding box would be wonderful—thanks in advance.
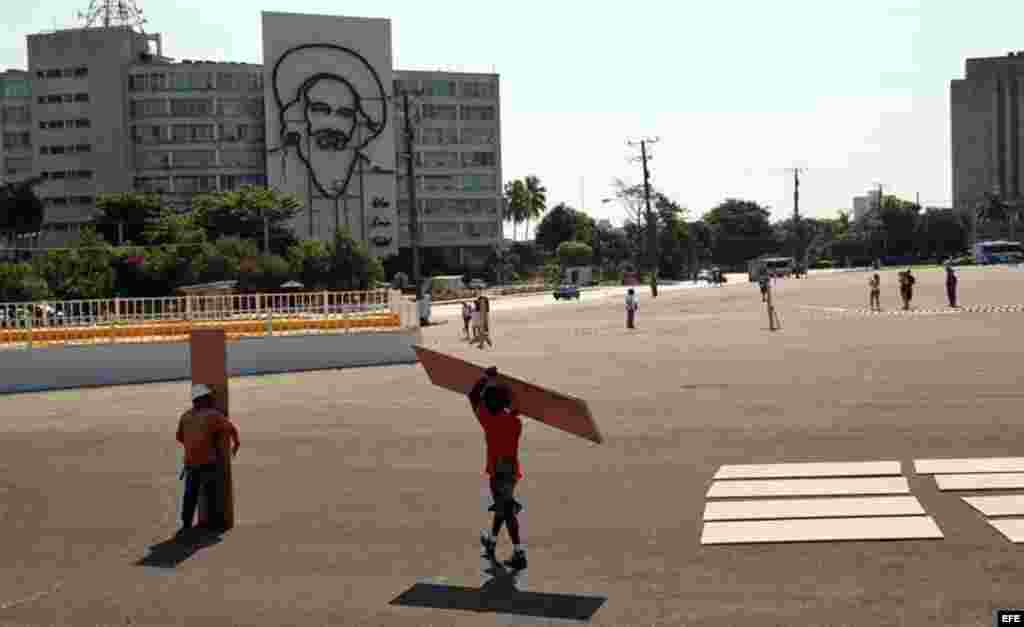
[176,384,240,534]
[469,366,526,571]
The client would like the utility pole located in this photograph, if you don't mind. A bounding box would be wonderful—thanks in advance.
[628,137,659,297]
[787,167,804,267]
[398,89,425,303]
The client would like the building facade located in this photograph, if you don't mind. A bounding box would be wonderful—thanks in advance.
[852,194,872,221]
[951,51,1024,238]
[2,12,503,268]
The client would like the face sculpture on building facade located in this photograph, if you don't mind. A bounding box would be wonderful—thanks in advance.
[270,43,388,200]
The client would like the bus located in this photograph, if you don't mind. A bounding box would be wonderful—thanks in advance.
[973,240,1024,265]
[748,256,795,282]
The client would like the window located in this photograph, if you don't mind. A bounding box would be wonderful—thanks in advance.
[50,145,65,155]
[40,146,49,155]
[248,73,263,91]
[2,132,30,149]
[422,175,457,192]
[245,99,264,118]
[2,105,30,125]
[172,150,215,168]
[171,73,191,91]
[462,173,496,192]
[426,80,455,97]
[461,105,496,121]
[421,151,459,169]
[462,151,496,167]
[46,69,62,79]
[135,151,170,169]
[461,127,495,145]
[45,95,61,104]
[171,124,214,143]
[4,157,31,177]
[175,175,216,193]
[460,80,497,98]
[61,68,76,78]
[45,120,65,130]
[73,67,88,78]
[218,99,244,116]
[4,76,31,97]
[134,176,170,193]
[218,73,242,91]
[149,73,166,90]
[73,93,89,103]
[62,94,73,103]
[420,127,458,145]
[422,104,457,121]
[36,71,45,79]
[129,74,148,91]
[49,197,68,207]
[74,144,91,153]
[170,99,212,116]
[221,174,241,191]
[219,150,262,168]
[49,171,66,180]
[394,79,419,93]
[75,118,90,128]
[132,99,167,118]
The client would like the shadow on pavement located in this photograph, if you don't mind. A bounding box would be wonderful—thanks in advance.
[390,564,606,622]
[134,529,223,569]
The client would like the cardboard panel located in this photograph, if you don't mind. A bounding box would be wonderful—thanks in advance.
[703,496,925,521]
[413,345,603,444]
[189,329,234,530]
[713,461,901,480]
[986,518,1024,542]
[934,473,1024,491]
[700,515,943,545]
[961,495,1024,517]
[914,457,1024,475]
[706,477,910,498]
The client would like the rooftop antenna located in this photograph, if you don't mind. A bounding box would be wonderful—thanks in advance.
[77,0,147,31]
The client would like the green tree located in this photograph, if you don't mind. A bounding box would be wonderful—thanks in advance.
[534,203,594,252]
[34,226,115,299]
[503,179,529,241]
[0,262,50,301]
[325,227,384,290]
[0,176,45,249]
[287,239,333,289]
[522,175,548,240]
[142,208,208,248]
[191,186,302,255]
[93,192,164,246]
[702,199,777,268]
[556,241,593,269]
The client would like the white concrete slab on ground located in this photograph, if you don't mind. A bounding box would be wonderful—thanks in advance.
[700,515,943,545]
[934,473,1024,491]
[706,476,910,498]
[961,495,1024,517]
[914,457,1024,475]
[713,461,901,480]
[986,518,1024,542]
[702,496,925,521]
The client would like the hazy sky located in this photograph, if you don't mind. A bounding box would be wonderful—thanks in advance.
[3,0,1022,233]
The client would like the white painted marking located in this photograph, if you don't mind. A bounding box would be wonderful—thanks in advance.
[987,518,1024,542]
[961,494,1024,517]
[706,476,910,498]
[914,457,1024,475]
[702,496,925,521]
[700,516,943,545]
[713,461,901,480]
[934,473,1024,491]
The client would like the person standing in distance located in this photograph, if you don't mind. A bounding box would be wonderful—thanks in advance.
[945,264,959,308]
[625,288,639,329]
[470,367,527,571]
[176,384,240,534]
[899,268,916,310]
[869,273,881,312]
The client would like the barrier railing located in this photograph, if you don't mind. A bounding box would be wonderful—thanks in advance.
[0,288,419,349]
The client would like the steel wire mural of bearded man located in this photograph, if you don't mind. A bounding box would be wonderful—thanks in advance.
[263,19,398,256]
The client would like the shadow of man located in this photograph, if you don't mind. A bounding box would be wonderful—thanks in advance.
[135,529,223,569]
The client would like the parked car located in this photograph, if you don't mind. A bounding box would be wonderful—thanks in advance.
[553,284,581,300]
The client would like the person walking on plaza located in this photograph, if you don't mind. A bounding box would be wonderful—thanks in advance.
[759,274,770,303]
[946,264,959,308]
[471,367,527,571]
[869,273,881,311]
[473,295,493,349]
[898,268,916,310]
[176,384,240,535]
[625,288,639,329]
[462,301,473,339]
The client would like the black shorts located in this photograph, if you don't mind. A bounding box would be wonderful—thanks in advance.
[488,463,519,513]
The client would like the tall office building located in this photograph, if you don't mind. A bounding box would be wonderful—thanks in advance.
[951,51,1024,238]
[2,9,503,270]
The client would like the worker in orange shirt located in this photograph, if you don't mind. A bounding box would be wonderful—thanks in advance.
[470,367,526,571]
[176,384,240,534]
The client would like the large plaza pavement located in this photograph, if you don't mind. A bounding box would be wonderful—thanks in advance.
[1,265,1022,626]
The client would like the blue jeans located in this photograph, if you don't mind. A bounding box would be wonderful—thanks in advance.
[181,463,219,528]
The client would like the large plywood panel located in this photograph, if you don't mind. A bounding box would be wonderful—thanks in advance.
[962,495,1024,517]
[714,461,900,480]
[935,473,1024,491]
[700,516,943,545]
[413,345,603,444]
[703,496,924,521]
[706,477,909,498]
[914,457,1024,475]
[986,518,1024,542]
[189,329,234,530]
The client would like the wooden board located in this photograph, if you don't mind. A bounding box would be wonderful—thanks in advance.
[713,461,901,480]
[413,345,603,444]
[914,457,1024,475]
[961,495,1024,517]
[702,496,925,521]
[700,515,943,545]
[934,473,1024,491]
[706,477,910,499]
[986,518,1024,543]
[189,329,235,531]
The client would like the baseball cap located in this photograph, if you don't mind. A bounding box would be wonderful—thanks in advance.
[191,383,213,401]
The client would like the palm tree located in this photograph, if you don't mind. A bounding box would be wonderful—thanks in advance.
[523,175,547,241]
[503,180,528,241]
[94,192,163,247]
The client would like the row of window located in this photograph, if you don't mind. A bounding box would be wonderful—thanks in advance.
[35,67,89,80]
[135,149,263,169]
[40,144,91,155]
[2,105,30,125]
[2,131,30,149]
[397,197,500,215]
[129,71,263,93]
[417,127,496,146]
[130,98,264,119]
[40,169,93,181]
[43,195,94,207]
[398,173,498,193]
[0,78,31,98]
[413,151,497,169]
[4,156,31,177]
[131,123,265,145]
[134,174,266,194]
[36,93,89,105]
[393,79,497,99]
[397,221,501,239]
[39,118,91,130]
[415,104,496,122]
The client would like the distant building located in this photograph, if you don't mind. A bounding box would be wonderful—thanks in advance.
[852,195,874,221]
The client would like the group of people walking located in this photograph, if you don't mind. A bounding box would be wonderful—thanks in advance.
[461,294,493,348]
[869,265,959,312]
